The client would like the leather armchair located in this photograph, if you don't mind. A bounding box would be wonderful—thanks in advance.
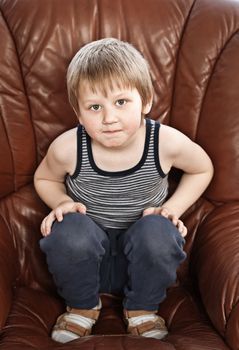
[0,0,239,349]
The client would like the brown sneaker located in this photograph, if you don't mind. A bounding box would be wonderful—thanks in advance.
[124,309,168,339]
[51,300,101,343]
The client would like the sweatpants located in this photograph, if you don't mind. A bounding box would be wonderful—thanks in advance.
[40,213,186,311]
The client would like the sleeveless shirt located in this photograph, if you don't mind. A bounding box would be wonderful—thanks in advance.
[65,119,168,230]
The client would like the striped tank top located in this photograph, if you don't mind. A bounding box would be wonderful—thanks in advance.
[65,118,168,230]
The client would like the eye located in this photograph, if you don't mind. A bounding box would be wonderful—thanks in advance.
[116,99,127,107]
[90,104,101,111]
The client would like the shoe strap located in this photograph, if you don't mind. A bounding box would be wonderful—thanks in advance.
[124,309,157,318]
[67,307,100,320]
[127,317,166,336]
[54,319,91,337]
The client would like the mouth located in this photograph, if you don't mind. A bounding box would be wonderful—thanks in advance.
[102,130,122,134]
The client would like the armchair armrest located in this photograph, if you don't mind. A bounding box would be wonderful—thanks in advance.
[0,214,17,329]
[191,203,239,350]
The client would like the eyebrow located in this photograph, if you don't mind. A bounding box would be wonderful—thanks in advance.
[82,91,132,104]
[82,99,101,104]
[114,92,132,98]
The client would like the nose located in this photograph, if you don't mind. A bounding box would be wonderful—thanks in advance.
[102,107,118,124]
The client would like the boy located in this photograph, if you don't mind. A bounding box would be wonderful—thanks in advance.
[34,38,213,343]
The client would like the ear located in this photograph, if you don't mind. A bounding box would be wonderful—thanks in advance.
[142,100,153,115]
[77,115,83,125]
[73,106,83,125]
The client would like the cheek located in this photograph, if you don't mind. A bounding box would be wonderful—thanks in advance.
[80,119,98,137]
[85,126,99,140]
[125,119,142,136]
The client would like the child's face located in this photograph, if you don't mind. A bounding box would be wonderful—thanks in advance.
[77,81,151,149]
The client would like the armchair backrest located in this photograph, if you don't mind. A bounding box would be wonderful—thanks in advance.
[0,0,239,290]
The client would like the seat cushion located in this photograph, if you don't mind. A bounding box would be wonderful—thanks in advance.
[0,286,229,350]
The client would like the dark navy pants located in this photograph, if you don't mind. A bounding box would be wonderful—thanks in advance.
[40,213,186,311]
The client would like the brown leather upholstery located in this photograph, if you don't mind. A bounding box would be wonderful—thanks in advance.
[0,0,239,349]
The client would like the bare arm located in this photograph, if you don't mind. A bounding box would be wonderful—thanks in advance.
[34,156,71,209]
[144,125,214,235]
[162,126,214,217]
[34,130,74,208]
[34,129,86,235]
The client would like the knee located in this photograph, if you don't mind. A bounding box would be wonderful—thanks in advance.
[132,215,184,242]
[127,214,174,241]
[40,213,106,259]
[124,215,185,261]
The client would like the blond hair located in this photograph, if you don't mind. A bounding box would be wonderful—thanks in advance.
[67,38,153,115]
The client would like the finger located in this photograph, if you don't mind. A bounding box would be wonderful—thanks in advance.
[43,212,56,235]
[169,215,178,226]
[160,207,169,218]
[55,208,64,222]
[44,220,54,235]
[180,226,188,237]
[40,220,47,236]
[76,203,87,214]
[41,218,51,236]
[143,207,155,216]
[177,220,187,237]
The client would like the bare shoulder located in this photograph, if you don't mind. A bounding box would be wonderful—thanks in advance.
[159,124,186,173]
[47,127,78,174]
[160,124,191,153]
[159,124,212,174]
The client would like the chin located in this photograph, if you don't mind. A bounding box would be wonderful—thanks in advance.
[101,138,126,148]
[104,141,123,148]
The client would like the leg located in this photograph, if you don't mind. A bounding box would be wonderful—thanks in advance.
[123,214,186,311]
[101,228,128,296]
[40,212,110,309]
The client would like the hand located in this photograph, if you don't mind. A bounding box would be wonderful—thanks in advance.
[143,207,187,237]
[41,201,86,237]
